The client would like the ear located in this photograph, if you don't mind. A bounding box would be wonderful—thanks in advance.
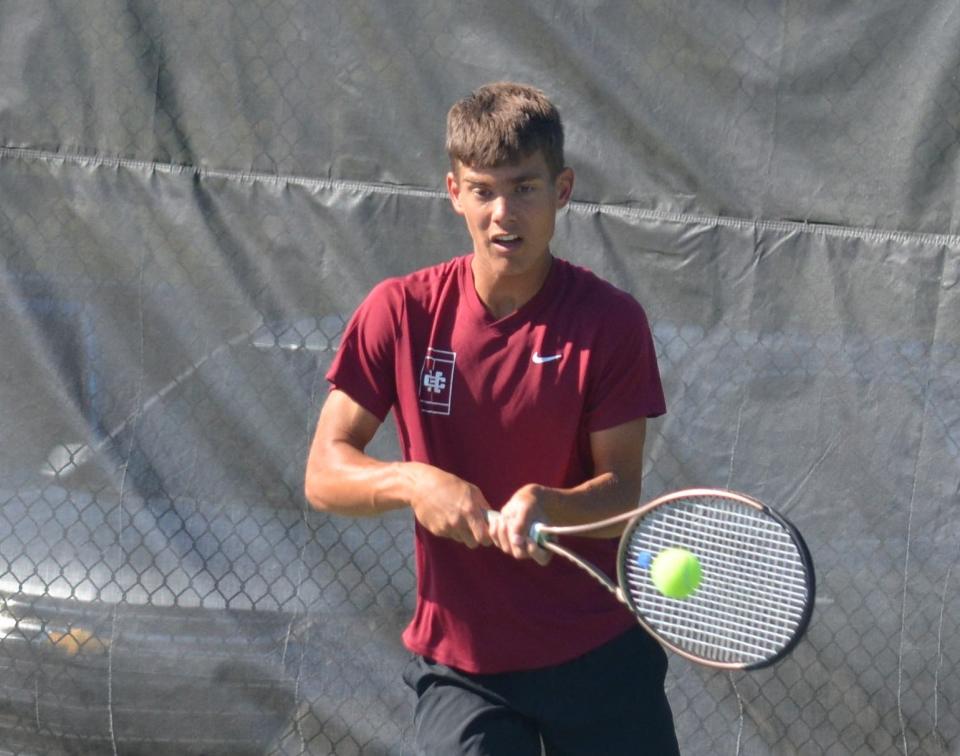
[554,167,574,209]
[446,171,466,216]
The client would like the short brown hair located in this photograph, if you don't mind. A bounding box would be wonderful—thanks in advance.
[446,82,565,177]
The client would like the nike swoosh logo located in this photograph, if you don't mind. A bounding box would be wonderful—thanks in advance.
[532,352,562,364]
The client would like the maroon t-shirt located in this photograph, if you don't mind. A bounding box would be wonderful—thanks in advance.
[327,254,665,673]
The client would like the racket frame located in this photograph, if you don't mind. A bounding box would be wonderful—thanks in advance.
[616,489,815,670]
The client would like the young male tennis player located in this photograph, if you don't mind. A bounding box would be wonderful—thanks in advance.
[305,82,679,755]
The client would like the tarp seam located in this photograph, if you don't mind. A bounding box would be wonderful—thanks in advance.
[4,145,960,249]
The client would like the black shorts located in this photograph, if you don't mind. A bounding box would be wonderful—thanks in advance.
[402,626,680,756]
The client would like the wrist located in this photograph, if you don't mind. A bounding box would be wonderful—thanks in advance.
[530,483,561,523]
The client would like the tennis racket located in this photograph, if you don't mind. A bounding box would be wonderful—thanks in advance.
[488,488,814,670]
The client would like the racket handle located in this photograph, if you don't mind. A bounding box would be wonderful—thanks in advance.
[484,510,547,545]
[528,521,546,545]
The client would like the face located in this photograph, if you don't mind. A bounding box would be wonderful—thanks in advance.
[446,151,574,290]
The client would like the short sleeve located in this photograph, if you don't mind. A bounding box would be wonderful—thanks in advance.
[583,295,666,432]
[325,279,404,421]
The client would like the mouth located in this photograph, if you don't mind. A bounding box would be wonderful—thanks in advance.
[491,233,522,251]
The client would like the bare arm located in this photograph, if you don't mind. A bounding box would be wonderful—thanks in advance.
[487,417,648,563]
[304,389,492,548]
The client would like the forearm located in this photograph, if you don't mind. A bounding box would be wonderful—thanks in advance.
[536,471,642,537]
[306,438,494,547]
[305,441,425,516]
[490,469,641,562]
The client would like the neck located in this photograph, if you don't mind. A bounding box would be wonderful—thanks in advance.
[471,254,553,319]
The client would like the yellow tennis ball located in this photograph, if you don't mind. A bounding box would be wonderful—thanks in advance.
[650,547,702,599]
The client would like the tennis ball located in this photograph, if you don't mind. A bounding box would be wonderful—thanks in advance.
[650,547,701,599]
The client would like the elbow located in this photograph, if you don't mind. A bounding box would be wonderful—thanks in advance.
[303,466,334,512]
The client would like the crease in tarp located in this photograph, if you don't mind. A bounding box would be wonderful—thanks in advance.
[892,240,945,753]
[0,145,447,199]
[105,237,146,756]
[4,144,960,250]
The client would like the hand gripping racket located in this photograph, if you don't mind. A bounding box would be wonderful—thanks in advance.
[489,488,815,670]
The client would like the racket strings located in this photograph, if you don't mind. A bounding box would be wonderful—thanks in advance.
[641,510,809,608]
[622,496,811,666]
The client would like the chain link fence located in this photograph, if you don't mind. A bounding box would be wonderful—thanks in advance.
[2,1,959,754]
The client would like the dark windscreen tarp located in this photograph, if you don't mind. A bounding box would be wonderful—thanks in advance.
[1,2,958,753]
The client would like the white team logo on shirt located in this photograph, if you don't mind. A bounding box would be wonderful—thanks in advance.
[419,348,456,415]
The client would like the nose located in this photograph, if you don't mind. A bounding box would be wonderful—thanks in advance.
[491,195,514,224]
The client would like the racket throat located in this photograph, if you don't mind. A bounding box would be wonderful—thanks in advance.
[544,541,625,604]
